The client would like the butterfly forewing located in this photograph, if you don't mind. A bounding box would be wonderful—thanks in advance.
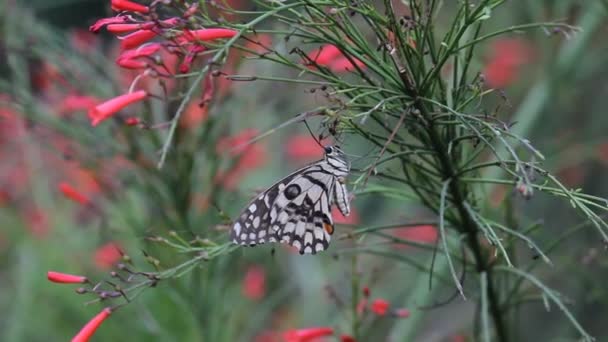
[231,146,350,254]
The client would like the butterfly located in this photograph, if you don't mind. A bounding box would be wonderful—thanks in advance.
[231,145,351,254]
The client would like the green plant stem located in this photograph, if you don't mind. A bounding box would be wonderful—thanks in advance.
[417,101,508,342]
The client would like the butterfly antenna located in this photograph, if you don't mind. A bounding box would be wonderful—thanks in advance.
[303,118,325,148]
[229,108,326,153]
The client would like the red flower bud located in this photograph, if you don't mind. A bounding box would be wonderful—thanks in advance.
[89,17,130,33]
[71,308,113,342]
[182,28,238,42]
[58,182,91,206]
[120,30,157,50]
[341,335,357,342]
[47,271,88,284]
[370,298,390,316]
[88,90,147,126]
[283,327,334,342]
[111,0,149,13]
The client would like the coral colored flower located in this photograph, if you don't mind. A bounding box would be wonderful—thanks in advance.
[72,308,112,342]
[340,335,356,342]
[307,44,365,73]
[47,271,88,284]
[371,298,390,316]
[58,95,100,115]
[124,117,142,126]
[393,225,438,247]
[116,43,161,69]
[59,182,91,206]
[88,90,147,126]
[242,265,266,300]
[89,16,130,33]
[94,242,123,269]
[120,29,158,50]
[107,17,180,34]
[179,45,206,73]
[282,327,334,342]
[111,0,149,13]
[483,38,533,88]
[182,28,238,43]
[181,100,209,127]
[332,207,359,225]
[285,135,325,161]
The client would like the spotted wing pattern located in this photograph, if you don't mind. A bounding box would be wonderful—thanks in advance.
[231,146,350,254]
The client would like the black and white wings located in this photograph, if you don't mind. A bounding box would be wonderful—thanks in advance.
[231,145,350,254]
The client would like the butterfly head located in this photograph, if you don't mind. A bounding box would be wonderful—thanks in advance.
[323,145,350,172]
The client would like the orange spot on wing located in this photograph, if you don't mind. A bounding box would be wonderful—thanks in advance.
[324,222,334,235]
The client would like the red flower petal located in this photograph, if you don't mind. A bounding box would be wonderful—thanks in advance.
[59,182,91,206]
[282,327,334,342]
[120,29,157,50]
[47,271,88,284]
[88,90,147,126]
[242,265,266,300]
[89,16,130,33]
[111,0,149,13]
[71,308,112,342]
[94,242,123,269]
[370,298,390,316]
[340,335,357,342]
[182,28,238,42]
[392,225,438,248]
[285,135,325,161]
[57,95,100,115]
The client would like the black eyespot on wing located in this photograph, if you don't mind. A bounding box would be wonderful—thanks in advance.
[284,184,301,200]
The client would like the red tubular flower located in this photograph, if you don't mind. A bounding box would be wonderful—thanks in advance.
[89,17,130,33]
[340,335,356,342]
[182,28,238,43]
[58,95,100,115]
[483,38,532,88]
[120,29,157,50]
[116,43,161,69]
[88,90,147,126]
[71,308,113,342]
[108,17,180,34]
[59,182,91,206]
[179,45,206,73]
[124,117,142,126]
[107,23,144,34]
[94,242,123,269]
[242,265,266,300]
[393,225,438,249]
[282,327,334,342]
[285,135,325,162]
[306,44,365,73]
[111,0,149,13]
[371,298,390,316]
[47,271,88,284]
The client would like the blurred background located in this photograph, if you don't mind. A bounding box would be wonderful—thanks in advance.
[0,1,607,341]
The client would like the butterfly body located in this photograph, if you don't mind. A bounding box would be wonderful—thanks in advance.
[231,146,350,254]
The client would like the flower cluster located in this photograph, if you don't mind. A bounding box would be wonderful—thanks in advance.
[88,1,237,127]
